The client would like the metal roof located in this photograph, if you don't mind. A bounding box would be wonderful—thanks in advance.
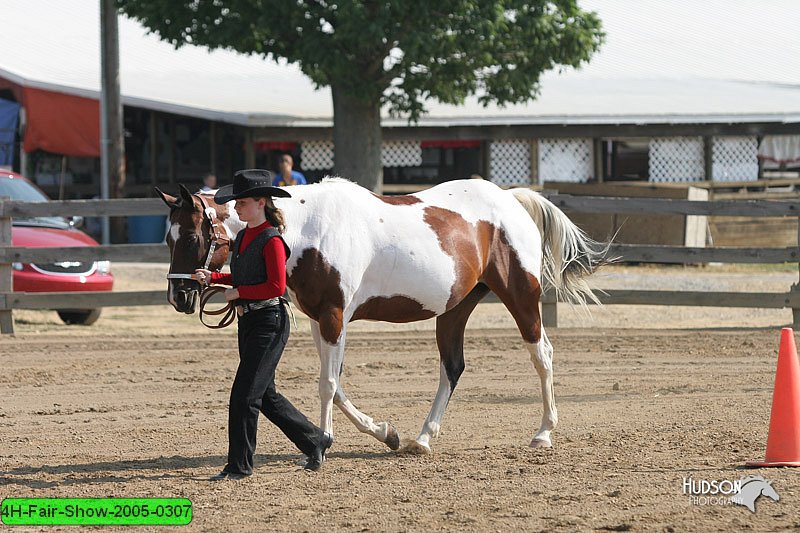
[2,0,800,127]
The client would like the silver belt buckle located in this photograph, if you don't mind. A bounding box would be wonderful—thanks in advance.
[236,298,279,317]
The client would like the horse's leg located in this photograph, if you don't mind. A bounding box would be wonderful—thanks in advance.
[333,383,401,451]
[527,326,557,448]
[483,261,557,448]
[310,319,400,450]
[409,284,491,454]
[314,318,345,437]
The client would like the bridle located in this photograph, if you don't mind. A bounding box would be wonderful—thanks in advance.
[166,196,229,279]
[166,195,235,328]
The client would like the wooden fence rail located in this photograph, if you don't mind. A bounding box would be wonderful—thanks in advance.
[1,193,798,333]
[546,194,800,217]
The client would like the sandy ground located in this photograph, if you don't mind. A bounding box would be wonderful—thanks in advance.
[2,264,799,531]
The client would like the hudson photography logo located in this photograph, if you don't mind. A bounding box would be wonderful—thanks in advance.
[682,476,780,513]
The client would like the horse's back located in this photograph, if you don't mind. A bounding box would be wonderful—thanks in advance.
[414,179,513,212]
[282,178,543,321]
[415,180,544,271]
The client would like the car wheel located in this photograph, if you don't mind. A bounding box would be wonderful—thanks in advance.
[57,309,102,326]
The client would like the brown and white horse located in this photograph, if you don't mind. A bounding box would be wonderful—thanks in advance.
[157,178,608,453]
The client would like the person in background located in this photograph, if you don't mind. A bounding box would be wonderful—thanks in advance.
[273,154,307,186]
[200,173,218,192]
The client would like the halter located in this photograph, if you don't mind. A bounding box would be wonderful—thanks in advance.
[165,195,235,328]
[166,195,230,281]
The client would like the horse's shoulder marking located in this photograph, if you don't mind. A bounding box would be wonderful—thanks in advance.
[287,247,345,344]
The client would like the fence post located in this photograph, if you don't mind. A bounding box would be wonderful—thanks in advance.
[0,196,14,334]
[542,288,558,328]
[793,217,800,330]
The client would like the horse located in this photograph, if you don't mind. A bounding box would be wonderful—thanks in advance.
[156,177,609,453]
[730,476,780,513]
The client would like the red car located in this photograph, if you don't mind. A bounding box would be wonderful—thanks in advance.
[0,171,114,325]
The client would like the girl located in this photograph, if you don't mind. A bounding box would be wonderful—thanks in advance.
[196,169,332,479]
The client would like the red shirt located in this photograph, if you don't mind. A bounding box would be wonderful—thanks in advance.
[210,220,286,299]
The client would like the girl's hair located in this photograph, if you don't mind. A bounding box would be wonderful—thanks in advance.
[258,197,285,233]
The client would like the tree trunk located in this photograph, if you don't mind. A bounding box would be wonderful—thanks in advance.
[331,85,382,193]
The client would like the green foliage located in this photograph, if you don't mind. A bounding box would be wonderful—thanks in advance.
[117,0,604,121]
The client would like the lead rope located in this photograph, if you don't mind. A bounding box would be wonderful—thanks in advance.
[199,285,236,329]
[281,297,298,330]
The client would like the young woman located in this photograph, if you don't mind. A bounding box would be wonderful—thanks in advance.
[196,169,332,480]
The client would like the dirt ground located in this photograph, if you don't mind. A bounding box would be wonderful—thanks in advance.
[2,264,799,531]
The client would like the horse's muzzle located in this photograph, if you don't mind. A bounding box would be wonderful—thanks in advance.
[174,289,199,314]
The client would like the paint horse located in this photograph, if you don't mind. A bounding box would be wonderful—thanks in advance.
[157,177,609,453]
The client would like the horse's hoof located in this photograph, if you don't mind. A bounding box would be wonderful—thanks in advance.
[384,423,401,451]
[529,437,552,449]
[400,440,432,455]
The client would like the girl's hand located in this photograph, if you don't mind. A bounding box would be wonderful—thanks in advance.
[224,288,240,301]
[194,268,212,286]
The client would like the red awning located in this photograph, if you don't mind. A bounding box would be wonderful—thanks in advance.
[22,87,100,157]
[254,141,298,152]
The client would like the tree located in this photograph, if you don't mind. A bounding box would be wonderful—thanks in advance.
[117,0,604,192]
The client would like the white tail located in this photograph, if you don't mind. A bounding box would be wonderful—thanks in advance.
[510,188,610,308]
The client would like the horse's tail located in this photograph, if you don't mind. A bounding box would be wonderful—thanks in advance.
[509,188,612,308]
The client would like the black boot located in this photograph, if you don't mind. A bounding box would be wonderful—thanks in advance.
[209,470,250,481]
[304,432,333,471]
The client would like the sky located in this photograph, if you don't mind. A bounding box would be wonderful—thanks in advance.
[572,0,800,84]
[2,0,799,121]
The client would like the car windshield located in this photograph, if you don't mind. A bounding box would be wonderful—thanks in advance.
[0,176,70,228]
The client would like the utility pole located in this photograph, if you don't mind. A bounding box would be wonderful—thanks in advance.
[100,0,125,244]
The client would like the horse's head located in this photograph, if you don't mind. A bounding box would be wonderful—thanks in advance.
[732,476,781,512]
[155,184,231,314]
[759,480,780,502]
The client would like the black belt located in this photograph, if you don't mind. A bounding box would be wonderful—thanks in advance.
[236,297,281,316]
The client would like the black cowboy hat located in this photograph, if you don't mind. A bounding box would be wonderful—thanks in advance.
[214,169,292,203]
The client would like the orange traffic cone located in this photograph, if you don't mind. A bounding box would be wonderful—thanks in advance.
[747,327,800,467]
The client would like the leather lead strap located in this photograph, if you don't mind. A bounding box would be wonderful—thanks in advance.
[199,286,236,329]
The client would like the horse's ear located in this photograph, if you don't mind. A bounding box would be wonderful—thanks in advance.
[178,183,195,207]
[154,187,180,210]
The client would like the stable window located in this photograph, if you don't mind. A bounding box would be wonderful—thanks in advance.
[384,140,482,185]
[602,138,650,181]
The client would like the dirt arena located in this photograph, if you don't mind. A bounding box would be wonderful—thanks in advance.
[2,264,799,531]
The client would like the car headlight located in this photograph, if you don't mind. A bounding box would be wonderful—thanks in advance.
[95,260,111,274]
[11,262,23,271]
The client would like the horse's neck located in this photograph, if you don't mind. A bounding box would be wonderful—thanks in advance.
[275,195,313,253]
[222,202,245,238]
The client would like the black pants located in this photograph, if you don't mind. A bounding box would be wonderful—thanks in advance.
[224,304,324,475]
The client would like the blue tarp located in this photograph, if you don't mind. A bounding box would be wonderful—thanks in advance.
[0,97,21,167]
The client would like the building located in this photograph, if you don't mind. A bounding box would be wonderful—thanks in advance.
[1,0,799,201]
